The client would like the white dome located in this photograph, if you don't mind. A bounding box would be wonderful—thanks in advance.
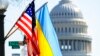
[50,0,83,19]
[50,0,92,56]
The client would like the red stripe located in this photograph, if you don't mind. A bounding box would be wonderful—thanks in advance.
[23,13,32,24]
[32,28,38,45]
[19,17,32,31]
[16,22,40,54]
[27,40,33,56]
[27,38,39,56]
[15,1,40,56]
[16,22,32,39]
[16,12,40,56]
[32,29,40,54]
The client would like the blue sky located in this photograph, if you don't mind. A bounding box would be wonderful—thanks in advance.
[4,0,100,56]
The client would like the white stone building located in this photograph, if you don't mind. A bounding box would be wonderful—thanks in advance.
[50,0,92,56]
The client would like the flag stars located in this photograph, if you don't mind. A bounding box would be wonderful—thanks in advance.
[30,10,32,13]
[25,4,34,17]
[30,13,33,16]
[26,9,33,16]
[29,8,32,11]
[27,11,30,13]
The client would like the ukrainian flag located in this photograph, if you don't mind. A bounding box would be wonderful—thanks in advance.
[36,3,62,56]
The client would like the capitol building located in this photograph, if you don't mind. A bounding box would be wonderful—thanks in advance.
[50,0,91,56]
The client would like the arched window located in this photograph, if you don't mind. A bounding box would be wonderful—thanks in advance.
[72,28,74,33]
[60,40,64,50]
[82,28,84,33]
[68,13,70,16]
[65,13,67,15]
[79,28,81,33]
[69,27,71,33]
[65,27,67,33]
[56,13,58,16]
[59,13,61,16]
[76,28,78,33]
[70,13,73,16]
[61,27,63,33]
[62,12,64,15]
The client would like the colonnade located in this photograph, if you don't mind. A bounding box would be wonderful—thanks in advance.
[59,40,91,53]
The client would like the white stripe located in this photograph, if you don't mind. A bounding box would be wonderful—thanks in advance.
[20,17,32,28]
[24,13,32,21]
[17,21,32,37]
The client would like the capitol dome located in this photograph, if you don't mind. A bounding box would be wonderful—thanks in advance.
[50,0,83,19]
[50,0,91,56]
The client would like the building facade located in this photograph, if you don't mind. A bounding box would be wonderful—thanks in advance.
[50,0,91,56]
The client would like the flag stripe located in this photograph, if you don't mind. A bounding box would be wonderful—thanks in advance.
[23,13,32,24]
[36,3,62,56]
[32,28,38,44]
[16,1,40,56]
[21,15,32,27]
[16,21,32,38]
[17,21,32,36]
[19,17,31,31]
[20,17,31,29]
[36,20,53,56]
[16,21,40,54]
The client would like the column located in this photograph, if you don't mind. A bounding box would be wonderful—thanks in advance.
[84,41,87,53]
[71,40,74,51]
[87,41,91,53]
[80,40,83,51]
[83,40,85,52]
[67,40,69,51]
[81,40,84,51]
[89,41,91,53]
[60,40,64,51]
[73,40,75,51]
[78,40,80,51]
[75,40,78,51]
[87,41,89,53]
[78,40,81,51]
[85,41,88,53]
[63,40,65,51]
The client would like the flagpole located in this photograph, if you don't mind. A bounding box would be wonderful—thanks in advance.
[5,27,18,40]
[4,2,32,40]
[5,23,16,37]
[35,2,48,13]
[5,1,46,40]
[7,28,18,38]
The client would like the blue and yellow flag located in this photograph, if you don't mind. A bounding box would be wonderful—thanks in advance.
[36,3,62,56]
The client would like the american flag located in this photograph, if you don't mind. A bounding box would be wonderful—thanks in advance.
[15,1,40,56]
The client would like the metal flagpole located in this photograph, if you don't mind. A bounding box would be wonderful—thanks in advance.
[4,1,32,40]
